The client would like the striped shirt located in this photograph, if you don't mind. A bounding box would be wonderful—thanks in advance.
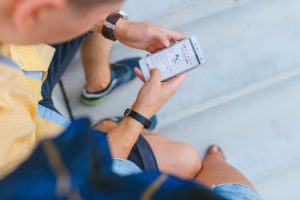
[0,44,70,178]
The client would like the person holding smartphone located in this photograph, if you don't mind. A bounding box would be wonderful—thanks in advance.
[0,0,263,199]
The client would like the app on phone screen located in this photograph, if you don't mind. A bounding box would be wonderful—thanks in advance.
[140,37,205,81]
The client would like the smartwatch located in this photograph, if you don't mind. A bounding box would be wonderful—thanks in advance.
[124,109,152,129]
[102,10,128,41]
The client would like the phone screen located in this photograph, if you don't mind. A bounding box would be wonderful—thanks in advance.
[139,37,205,81]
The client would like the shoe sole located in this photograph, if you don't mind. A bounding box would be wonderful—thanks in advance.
[80,95,105,107]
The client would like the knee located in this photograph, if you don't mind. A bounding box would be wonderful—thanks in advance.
[176,143,202,179]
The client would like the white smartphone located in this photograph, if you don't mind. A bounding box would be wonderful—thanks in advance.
[139,36,206,81]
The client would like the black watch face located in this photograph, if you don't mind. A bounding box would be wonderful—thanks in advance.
[124,109,131,116]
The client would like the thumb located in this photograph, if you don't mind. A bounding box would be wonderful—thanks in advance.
[148,68,161,83]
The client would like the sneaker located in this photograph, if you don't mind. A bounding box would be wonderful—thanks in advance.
[81,57,140,106]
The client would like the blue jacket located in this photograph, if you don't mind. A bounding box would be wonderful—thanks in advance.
[0,118,223,200]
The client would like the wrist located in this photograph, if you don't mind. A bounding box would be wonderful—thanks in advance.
[131,101,155,119]
[115,18,129,41]
[121,116,144,131]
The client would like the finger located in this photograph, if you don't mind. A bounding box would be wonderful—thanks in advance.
[146,46,157,54]
[162,73,187,92]
[166,29,187,42]
[134,67,146,82]
[161,36,171,48]
[149,68,161,83]
[147,42,167,53]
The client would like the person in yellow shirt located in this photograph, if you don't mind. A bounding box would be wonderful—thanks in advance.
[0,1,263,199]
[0,0,202,180]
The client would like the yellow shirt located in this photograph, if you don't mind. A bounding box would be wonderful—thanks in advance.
[0,44,70,178]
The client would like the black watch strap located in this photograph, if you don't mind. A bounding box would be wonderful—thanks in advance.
[102,13,123,41]
[124,109,152,129]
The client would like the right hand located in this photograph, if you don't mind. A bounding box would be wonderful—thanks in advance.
[116,20,187,53]
[132,68,187,118]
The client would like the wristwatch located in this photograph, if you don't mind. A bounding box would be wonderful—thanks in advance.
[124,109,152,129]
[102,10,128,41]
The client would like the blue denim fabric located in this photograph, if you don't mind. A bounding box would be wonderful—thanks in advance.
[112,159,143,176]
[212,183,264,200]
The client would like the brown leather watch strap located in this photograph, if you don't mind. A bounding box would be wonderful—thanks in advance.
[102,13,124,41]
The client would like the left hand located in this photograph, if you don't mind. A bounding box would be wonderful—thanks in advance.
[115,19,187,53]
[132,68,187,119]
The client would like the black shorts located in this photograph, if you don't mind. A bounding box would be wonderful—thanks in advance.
[39,33,159,172]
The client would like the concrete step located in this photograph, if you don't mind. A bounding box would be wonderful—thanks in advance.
[70,0,252,64]
[256,160,300,200]
[123,0,251,27]
[158,73,300,199]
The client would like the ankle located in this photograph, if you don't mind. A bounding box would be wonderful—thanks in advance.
[86,78,111,93]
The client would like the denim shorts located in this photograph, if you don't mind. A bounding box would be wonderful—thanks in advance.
[112,159,143,176]
[112,159,263,200]
[212,183,264,200]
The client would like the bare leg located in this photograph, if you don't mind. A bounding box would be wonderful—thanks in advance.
[94,121,202,180]
[196,146,255,189]
[80,33,113,92]
[143,131,202,179]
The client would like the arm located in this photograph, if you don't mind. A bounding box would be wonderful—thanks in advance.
[105,116,143,159]
[93,17,186,53]
[115,19,187,53]
[104,69,186,159]
[92,15,187,158]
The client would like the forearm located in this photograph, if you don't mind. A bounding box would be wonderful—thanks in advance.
[107,116,144,159]
[106,101,155,159]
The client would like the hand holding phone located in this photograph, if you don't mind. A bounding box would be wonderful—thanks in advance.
[139,36,206,81]
[133,68,187,119]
